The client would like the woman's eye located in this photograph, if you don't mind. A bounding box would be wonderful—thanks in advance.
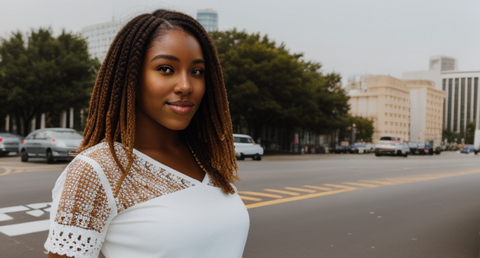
[157,66,173,74]
[191,69,204,76]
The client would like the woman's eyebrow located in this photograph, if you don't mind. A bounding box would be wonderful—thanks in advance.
[192,59,205,65]
[151,54,180,62]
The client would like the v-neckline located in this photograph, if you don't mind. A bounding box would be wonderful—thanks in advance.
[132,148,208,185]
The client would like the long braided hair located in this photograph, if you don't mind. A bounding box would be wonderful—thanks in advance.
[79,9,239,195]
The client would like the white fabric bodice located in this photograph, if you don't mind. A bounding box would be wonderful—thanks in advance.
[44,142,249,258]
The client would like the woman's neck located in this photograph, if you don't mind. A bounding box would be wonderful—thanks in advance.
[133,108,182,151]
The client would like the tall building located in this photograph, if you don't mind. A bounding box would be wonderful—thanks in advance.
[196,9,218,32]
[80,18,124,62]
[405,80,445,143]
[402,55,457,91]
[442,71,480,133]
[348,76,445,143]
[348,76,411,142]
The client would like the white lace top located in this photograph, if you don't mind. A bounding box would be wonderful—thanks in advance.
[44,142,250,258]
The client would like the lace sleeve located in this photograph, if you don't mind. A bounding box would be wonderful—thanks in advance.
[44,157,116,258]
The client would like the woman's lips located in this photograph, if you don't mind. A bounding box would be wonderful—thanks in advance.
[167,101,194,115]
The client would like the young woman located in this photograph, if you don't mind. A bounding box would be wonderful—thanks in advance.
[45,9,249,258]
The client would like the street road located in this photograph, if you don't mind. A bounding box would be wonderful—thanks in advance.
[1,152,480,257]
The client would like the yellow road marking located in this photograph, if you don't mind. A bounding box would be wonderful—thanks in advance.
[323,184,357,190]
[264,189,300,196]
[237,191,283,199]
[0,168,12,176]
[246,189,354,209]
[284,187,316,193]
[303,185,332,191]
[239,196,262,201]
[343,182,378,188]
[359,180,394,185]
[243,169,480,209]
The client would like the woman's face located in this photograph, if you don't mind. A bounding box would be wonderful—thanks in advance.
[137,29,206,131]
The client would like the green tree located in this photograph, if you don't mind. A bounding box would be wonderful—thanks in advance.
[0,28,99,135]
[465,121,475,144]
[209,29,349,147]
[442,128,460,143]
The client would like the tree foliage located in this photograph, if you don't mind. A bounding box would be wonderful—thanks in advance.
[210,29,350,145]
[0,28,99,135]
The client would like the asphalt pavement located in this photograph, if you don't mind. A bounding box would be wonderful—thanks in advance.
[1,151,480,257]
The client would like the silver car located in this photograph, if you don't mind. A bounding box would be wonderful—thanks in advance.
[233,134,264,161]
[374,141,409,157]
[21,128,83,163]
[0,132,22,156]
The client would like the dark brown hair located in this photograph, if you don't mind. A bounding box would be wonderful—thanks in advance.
[79,9,238,195]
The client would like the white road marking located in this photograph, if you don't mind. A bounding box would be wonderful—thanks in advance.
[26,203,50,209]
[0,214,13,222]
[26,210,44,217]
[0,206,30,214]
[0,203,52,236]
[0,220,50,236]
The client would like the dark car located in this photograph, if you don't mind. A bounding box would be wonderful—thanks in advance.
[20,128,83,163]
[460,145,475,154]
[408,142,419,154]
[334,145,348,154]
[0,132,22,156]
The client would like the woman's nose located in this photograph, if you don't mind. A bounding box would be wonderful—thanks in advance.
[173,72,193,95]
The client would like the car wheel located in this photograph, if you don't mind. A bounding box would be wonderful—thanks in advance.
[404,152,408,157]
[253,154,262,161]
[46,149,54,164]
[475,151,478,155]
[237,153,245,160]
[375,153,381,157]
[21,150,29,162]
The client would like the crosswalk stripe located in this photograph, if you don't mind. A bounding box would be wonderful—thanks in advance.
[284,187,316,193]
[264,189,300,196]
[0,220,49,236]
[323,184,357,190]
[239,196,262,201]
[343,182,378,188]
[359,180,394,185]
[303,185,332,191]
[237,191,283,199]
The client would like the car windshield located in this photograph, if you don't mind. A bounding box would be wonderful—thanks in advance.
[49,131,83,139]
[234,137,253,143]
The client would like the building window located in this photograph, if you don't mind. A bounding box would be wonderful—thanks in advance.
[460,78,465,132]
[447,78,453,130]
[467,78,472,122]
[475,78,479,123]
[453,78,459,132]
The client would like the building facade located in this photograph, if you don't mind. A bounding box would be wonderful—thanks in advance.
[349,76,411,143]
[349,76,445,143]
[196,9,218,32]
[80,18,124,62]
[405,80,445,143]
[402,55,457,91]
[442,71,480,133]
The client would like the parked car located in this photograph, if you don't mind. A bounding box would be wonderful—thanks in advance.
[0,132,22,156]
[365,143,375,153]
[351,142,369,153]
[375,141,409,157]
[408,142,419,154]
[334,145,348,154]
[460,145,475,154]
[233,134,263,160]
[20,128,83,163]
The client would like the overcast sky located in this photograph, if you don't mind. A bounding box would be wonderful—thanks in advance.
[1,0,479,85]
